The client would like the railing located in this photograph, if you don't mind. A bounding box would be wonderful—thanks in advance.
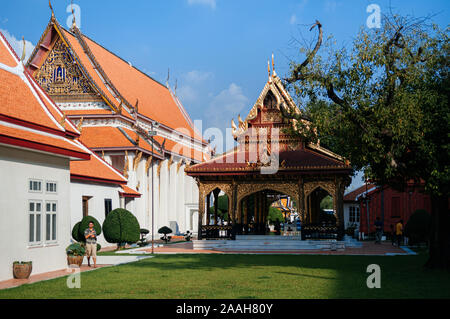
[200,225,233,240]
[301,224,339,240]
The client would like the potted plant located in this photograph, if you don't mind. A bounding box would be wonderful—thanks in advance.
[66,243,86,267]
[138,228,150,247]
[13,261,32,279]
[158,226,172,243]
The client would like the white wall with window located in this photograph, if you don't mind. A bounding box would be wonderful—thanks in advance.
[0,146,72,281]
[343,202,361,231]
[69,181,121,247]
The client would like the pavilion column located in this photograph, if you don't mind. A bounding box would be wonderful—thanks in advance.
[243,198,248,234]
[335,179,345,239]
[198,184,205,240]
[298,179,306,224]
[206,193,211,225]
[254,193,258,234]
[213,189,220,225]
[258,193,264,234]
[231,182,237,230]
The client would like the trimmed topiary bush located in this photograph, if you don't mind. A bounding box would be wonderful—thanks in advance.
[405,209,431,245]
[158,226,172,243]
[71,222,83,242]
[103,208,140,247]
[96,243,101,252]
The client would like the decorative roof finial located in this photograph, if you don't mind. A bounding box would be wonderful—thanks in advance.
[20,36,26,62]
[272,53,276,77]
[49,0,55,20]
[268,60,271,81]
[166,68,170,87]
[71,0,77,28]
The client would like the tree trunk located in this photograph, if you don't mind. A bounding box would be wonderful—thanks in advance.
[425,195,450,269]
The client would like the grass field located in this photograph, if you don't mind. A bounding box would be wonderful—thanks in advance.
[1,251,449,299]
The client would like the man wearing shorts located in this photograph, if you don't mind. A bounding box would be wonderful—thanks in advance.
[84,222,97,268]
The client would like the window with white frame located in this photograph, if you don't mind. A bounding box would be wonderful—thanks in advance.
[29,201,42,244]
[45,201,57,242]
[349,206,360,223]
[29,179,42,192]
[46,181,57,193]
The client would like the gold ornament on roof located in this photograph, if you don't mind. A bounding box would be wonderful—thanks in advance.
[76,117,84,132]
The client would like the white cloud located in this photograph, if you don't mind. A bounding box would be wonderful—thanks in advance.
[177,70,214,103]
[324,0,342,13]
[290,14,297,25]
[184,70,213,83]
[0,29,35,62]
[187,0,216,9]
[207,83,249,129]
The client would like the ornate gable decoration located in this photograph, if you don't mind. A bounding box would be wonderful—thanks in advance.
[231,72,301,141]
[34,38,98,101]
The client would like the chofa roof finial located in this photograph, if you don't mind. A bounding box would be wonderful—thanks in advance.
[20,36,26,62]
[272,52,276,77]
[71,0,77,28]
[49,0,55,20]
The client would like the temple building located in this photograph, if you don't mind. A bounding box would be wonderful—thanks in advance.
[26,11,210,237]
[186,61,353,240]
[0,31,91,280]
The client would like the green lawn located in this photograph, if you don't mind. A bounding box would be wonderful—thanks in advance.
[1,252,449,299]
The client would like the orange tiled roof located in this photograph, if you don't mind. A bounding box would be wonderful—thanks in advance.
[0,32,88,160]
[0,69,65,133]
[154,135,205,163]
[0,32,18,67]
[79,126,163,157]
[119,185,141,198]
[78,32,201,141]
[0,123,89,159]
[70,142,127,184]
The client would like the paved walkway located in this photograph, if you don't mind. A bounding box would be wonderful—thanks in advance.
[0,255,152,290]
[139,241,410,255]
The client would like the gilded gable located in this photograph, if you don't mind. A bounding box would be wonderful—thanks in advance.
[34,38,99,102]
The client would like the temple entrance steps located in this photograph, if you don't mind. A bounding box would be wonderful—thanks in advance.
[193,235,360,251]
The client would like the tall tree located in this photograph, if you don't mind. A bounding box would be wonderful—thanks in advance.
[283,15,449,269]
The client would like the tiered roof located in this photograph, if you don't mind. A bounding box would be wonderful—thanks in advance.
[1,30,131,187]
[26,16,206,162]
[186,68,351,177]
[0,31,89,160]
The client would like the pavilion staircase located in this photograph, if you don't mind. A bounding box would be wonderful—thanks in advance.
[193,235,362,252]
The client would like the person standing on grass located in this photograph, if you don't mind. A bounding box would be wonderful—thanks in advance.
[374,217,383,244]
[396,220,404,247]
[84,221,97,268]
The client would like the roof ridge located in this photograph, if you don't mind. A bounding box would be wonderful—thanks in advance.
[68,27,168,89]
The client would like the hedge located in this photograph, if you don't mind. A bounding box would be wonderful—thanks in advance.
[103,208,140,245]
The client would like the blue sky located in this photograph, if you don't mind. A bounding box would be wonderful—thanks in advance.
[1,0,448,191]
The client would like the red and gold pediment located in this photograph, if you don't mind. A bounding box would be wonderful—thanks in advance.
[33,37,99,102]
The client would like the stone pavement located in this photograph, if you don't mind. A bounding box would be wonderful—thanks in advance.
[0,255,152,290]
[140,241,410,255]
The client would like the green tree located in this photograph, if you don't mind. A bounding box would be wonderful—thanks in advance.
[284,15,449,268]
[103,208,140,248]
[267,206,284,224]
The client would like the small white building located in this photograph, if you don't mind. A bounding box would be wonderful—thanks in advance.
[0,31,90,281]
[69,142,133,248]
